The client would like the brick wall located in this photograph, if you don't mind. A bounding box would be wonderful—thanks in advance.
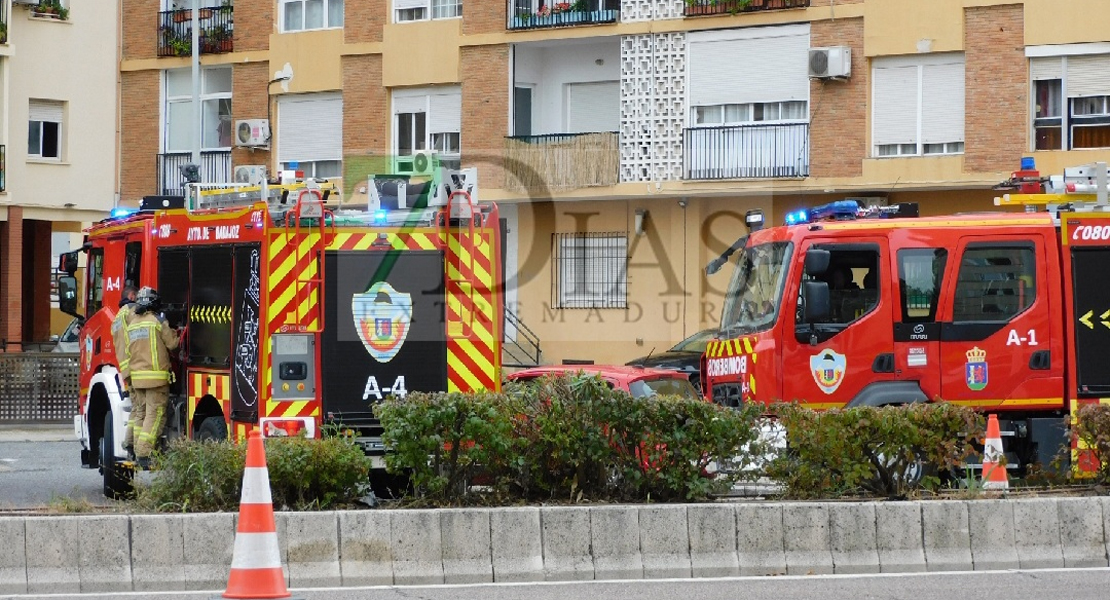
[463,0,506,35]
[346,0,387,44]
[122,0,159,61]
[231,62,273,169]
[120,71,161,205]
[342,55,388,155]
[234,0,274,52]
[809,17,865,178]
[25,221,51,343]
[461,45,509,189]
[964,4,1026,174]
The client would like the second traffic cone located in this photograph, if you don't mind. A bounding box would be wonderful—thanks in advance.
[980,414,1009,491]
[214,430,302,600]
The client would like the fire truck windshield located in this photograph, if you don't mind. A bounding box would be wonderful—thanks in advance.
[720,242,793,337]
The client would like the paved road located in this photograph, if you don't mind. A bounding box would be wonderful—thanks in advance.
[5,569,1110,600]
[0,426,116,510]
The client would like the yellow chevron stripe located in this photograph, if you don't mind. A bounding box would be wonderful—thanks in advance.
[750,375,756,396]
[458,342,495,388]
[413,233,436,250]
[448,348,485,392]
[743,338,753,354]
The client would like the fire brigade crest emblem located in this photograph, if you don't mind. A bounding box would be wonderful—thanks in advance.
[809,349,846,395]
[965,346,988,391]
[352,281,412,364]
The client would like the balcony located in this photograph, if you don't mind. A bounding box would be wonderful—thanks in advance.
[684,123,809,180]
[505,132,619,191]
[157,151,232,196]
[0,2,7,44]
[508,0,619,30]
[157,4,234,58]
[683,0,809,17]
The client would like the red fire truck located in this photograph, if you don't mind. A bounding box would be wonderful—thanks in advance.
[58,166,504,498]
[701,160,1110,475]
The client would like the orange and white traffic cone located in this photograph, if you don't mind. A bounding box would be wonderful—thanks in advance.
[214,430,302,600]
[980,414,1009,491]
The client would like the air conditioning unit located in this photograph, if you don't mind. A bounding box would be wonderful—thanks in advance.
[234,119,271,147]
[12,0,39,6]
[233,165,268,185]
[394,151,438,176]
[808,46,852,79]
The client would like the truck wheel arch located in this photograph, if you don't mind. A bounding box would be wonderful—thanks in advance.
[844,381,929,408]
[84,369,127,467]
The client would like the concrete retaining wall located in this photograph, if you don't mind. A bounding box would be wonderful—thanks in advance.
[1,497,1108,593]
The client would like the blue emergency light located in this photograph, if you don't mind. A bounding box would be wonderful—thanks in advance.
[110,207,136,219]
[784,209,809,225]
[373,210,388,224]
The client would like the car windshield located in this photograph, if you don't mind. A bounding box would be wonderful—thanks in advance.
[668,329,716,353]
[720,241,793,337]
[627,377,699,400]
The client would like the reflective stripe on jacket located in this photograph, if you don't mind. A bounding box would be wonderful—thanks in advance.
[126,312,180,389]
[111,304,134,378]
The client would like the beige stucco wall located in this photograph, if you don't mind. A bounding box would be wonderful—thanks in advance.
[269,28,345,93]
[864,0,965,56]
[382,19,461,87]
[1023,0,1110,47]
[4,3,119,220]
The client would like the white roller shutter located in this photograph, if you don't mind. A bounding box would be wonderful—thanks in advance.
[567,81,619,133]
[1030,57,1062,81]
[872,64,919,146]
[1067,54,1110,97]
[277,93,342,163]
[428,92,461,133]
[688,25,810,107]
[29,100,64,123]
[394,0,426,10]
[392,95,427,115]
[921,60,965,144]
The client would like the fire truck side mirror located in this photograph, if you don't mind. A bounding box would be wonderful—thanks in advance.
[58,250,80,276]
[57,275,79,318]
[802,280,830,324]
[804,248,830,277]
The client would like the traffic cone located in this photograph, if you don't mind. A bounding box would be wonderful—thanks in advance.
[214,430,302,600]
[980,414,1009,491]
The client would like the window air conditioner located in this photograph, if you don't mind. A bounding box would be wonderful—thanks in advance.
[394,150,438,176]
[12,0,40,6]
[234,119,271,147]
[234,165,268,185]
[808,47,852,79]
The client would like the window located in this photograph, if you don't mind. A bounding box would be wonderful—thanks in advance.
[282,0,344,31]
[392,87,461,169]
[1030,54,1110,150]
[693,101,808,126]
[164,67,232,152]
[395,0,460,22]
[86,248,104,316]
[952,244,1036,323]
[28,100,63,160]
[799,246,880,327]
[897,248,947,322]
[553,233,627,309]
[872,54,965,157]
[277,93,343,180]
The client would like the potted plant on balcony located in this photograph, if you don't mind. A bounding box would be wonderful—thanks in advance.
[34,0,69,20]
[683,0,752,16]
[162,27,192,56]
[202,24,232,53]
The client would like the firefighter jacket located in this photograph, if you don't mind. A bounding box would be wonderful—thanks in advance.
[111,302,135,379]
[126,312,180,389]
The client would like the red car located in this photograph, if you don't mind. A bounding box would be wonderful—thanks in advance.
[504,364,701,400]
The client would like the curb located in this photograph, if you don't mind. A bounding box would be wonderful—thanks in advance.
[1,497,1109,593]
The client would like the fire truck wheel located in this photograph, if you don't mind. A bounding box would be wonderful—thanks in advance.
[196,416,228,442]
[100,411,134,500]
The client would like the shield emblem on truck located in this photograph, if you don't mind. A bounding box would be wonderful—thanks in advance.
[353,281,412,363]
[965,346,988,391]
[809,349,846,395]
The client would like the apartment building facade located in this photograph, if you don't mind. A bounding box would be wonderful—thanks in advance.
[0,1,118,350]
[118,0,1110,366]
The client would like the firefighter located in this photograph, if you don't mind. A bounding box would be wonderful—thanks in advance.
[125,287,181,469]
[112,285,139,456]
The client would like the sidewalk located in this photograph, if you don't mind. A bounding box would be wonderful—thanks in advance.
[0,423,72,442]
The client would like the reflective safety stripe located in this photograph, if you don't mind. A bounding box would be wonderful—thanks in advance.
[230,532,284,569]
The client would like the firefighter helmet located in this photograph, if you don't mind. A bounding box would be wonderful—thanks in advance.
[134,286,161,314]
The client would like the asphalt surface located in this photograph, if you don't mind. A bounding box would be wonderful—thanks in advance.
[3,569,1110,600]
[0,425,118,511]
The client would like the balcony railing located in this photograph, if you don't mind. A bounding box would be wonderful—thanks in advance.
[504,132,619,191]
[507,0,619,30]
[0,1,7,44]
[157,151,232,196]
[684,0,809,17]
[684,123,809,180]
[157,5,234,58]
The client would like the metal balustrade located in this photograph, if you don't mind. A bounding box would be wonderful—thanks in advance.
[157,5,234,57]
[684,123,810,180]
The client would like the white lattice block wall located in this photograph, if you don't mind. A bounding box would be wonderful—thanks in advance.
[620,32,686,183]
[621,0,685,22]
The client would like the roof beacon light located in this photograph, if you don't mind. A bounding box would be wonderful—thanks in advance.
[110,207,136,219]
[784,200,919,225]
[784,209,809,226]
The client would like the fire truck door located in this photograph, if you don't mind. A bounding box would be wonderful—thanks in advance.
[892,248,948,400]
[781,239,896,408]
[938,238,1058,407]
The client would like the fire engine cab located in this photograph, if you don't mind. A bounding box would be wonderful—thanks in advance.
[702,160,1110,475]
[58,164,503,498]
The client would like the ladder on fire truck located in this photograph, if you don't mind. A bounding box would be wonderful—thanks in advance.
[438,170,480,339]
[994,160,1110,213]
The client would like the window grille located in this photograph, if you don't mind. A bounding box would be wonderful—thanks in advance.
[552,233,627,309]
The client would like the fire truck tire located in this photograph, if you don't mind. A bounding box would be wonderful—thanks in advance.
[100,411,134,500]
[197,416,228,442]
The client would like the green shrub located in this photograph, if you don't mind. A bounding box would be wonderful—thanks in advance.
[377,391,517,505]
[132,434,372,512]
[767,402,983,499]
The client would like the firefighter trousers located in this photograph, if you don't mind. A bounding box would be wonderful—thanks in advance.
[130,385,169,459]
